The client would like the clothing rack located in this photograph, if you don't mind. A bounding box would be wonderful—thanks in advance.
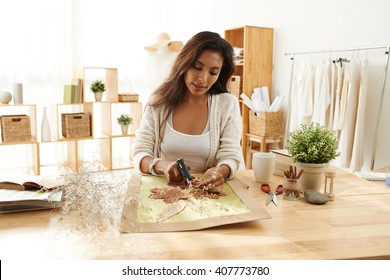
[285,45,390,170]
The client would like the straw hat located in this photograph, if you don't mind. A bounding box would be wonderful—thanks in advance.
[144,32,183,52]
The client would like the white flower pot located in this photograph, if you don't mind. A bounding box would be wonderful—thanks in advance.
[94,92,103,102]
[120,124,129,135]
[296,162,329,191]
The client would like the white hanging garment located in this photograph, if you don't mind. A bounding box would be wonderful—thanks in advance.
[288,62,314,133]
[337,60,361,168]
[297,62,314,127]
[332,63,345,133]
[287,62,301,133]
[336,69,350,131]
[311,59,331,126]
[350,59,368,171]
[328,62,338,130]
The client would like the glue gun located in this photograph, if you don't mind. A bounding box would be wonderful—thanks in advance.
[176,158,193,186]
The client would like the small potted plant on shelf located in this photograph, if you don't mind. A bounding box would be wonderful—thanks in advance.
[287,122,340,191]
[117,114,133,135]
[90,80,106,102]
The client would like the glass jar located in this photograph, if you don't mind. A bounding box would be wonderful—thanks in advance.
[283,178,301,200]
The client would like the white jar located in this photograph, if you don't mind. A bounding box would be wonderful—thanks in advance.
[12,83,23,104]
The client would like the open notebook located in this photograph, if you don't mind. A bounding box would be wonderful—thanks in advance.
[0,175,63,213]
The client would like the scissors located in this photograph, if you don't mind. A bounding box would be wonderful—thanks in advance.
[261,184,283,207]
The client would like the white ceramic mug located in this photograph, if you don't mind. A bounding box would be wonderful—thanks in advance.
[252,152,275,182]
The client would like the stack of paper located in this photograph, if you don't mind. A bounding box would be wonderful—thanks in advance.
[0,189,63,213]
[0,175,63,213]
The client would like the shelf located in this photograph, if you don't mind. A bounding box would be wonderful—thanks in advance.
[225,26,274,165]
[0,140,38,146]
[0,142,39,175]
[0,67,143,176]
[111,136,133,170]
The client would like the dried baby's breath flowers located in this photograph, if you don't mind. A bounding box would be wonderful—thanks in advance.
[59,161,132,231]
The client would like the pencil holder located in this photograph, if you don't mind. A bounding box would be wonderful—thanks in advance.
[283,178,301,201]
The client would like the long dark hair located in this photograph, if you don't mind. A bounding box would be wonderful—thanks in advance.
[148,31,235,113]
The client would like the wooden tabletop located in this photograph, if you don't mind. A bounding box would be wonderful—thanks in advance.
[1,168,390,260]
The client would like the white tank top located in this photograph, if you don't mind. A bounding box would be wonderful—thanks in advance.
[161,99,211,172]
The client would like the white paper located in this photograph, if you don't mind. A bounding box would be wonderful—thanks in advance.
[268,96,280,112]
[251,93,262,112]
[272,96,284,112]
[0,189,63,202]
[260,86,270,108]
[240,93,255,111]
[241,90,283,114]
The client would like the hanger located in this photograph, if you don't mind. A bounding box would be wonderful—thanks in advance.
[336,57,350,67]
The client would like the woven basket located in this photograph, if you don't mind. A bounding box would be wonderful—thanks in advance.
[0,115,32,142]
[118,93,139,102]
[249,110,284,137]
[228,75,241,98]
[61,113,91,138]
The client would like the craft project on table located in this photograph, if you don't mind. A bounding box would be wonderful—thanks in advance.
[120,174,270,233]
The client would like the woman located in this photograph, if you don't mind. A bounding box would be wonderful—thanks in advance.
[132,31,242,189]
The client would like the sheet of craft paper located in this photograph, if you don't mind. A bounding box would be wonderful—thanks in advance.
[137,176,250,223]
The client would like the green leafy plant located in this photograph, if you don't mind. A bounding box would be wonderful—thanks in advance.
[116,114,133,125]
[287,123,340,164]
[90,80,106,93]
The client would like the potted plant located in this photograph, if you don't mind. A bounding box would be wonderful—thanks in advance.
[117,114,133,135]
[287,123,340,191]
[90,80,105,102]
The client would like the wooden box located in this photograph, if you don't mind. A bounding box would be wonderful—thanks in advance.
[61,113,91,138]
[0,114,32,142]
[249,110,284,137]
[228,75,241,98]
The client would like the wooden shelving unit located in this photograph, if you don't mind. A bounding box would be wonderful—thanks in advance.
[0,67,142,175]
[224,26,274,165]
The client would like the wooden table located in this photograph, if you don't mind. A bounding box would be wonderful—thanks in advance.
[1,168,390,260]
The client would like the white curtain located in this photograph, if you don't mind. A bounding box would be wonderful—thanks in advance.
[0,0,74,105]
[288,56,369,172]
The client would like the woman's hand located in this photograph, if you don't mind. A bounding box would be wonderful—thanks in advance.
[162,161,185,184]
[200,167,225,193]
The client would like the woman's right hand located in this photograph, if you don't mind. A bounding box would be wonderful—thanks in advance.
[161,160,185,183]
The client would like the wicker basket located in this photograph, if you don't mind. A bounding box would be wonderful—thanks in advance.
[0,114,32,142]
[228,75,241,98]
[249,110,284,137]
[61,113,91,138]
[118,93,139,102]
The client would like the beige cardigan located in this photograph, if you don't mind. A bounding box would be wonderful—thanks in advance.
[131,93,242,179]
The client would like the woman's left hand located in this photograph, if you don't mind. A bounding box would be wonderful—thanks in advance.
[201,167,225,193]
